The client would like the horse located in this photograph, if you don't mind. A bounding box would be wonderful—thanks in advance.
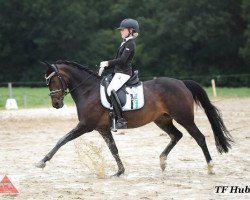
[35,60,233,176]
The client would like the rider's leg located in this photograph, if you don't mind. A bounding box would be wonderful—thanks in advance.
[107,73,130,128]
[109,90,127,128]
[107,73,131,96]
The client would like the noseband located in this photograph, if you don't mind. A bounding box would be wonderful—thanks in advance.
[45,70,68,97]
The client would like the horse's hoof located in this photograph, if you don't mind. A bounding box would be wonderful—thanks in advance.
[160,156,167,171]
[207,161,215,175]
[208,170,215,175]
[35,161,46,168]
[112,169,125,177]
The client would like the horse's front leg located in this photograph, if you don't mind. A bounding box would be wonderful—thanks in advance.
[98,129,125,176]
[35,122,90,168]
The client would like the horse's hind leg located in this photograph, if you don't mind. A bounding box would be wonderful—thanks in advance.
[155,116,183,171]
[182,122,214,174]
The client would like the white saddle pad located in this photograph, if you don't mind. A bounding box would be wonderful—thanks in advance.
[100,83,144,111]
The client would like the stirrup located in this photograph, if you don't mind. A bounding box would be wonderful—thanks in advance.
[116,118,127,129]
[111,117,117,132]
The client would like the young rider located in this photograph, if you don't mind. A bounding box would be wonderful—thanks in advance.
[98,18,139,129]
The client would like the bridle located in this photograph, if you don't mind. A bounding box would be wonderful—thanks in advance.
[45,70,68,97]
[45,64,95,98]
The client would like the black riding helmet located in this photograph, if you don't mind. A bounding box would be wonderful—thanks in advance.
[117,18,139,33]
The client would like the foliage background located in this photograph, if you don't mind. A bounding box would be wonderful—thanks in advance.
[0,0,250,86]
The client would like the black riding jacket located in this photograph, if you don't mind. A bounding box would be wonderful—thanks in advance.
[108,39,135,76]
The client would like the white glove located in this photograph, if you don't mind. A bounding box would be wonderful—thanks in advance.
[99,61,109,68]
[98,66,105,76]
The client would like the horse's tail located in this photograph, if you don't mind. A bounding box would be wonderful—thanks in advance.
[183,80,233,153]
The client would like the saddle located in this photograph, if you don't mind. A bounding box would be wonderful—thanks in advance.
[100,71,144,111]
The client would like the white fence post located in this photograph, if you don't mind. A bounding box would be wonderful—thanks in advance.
[211,79,217,98]
[5,82,18,110]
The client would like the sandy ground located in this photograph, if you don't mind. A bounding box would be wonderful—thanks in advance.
[0,98,250,200]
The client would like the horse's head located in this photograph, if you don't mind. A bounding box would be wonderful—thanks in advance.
[42,61,68,109]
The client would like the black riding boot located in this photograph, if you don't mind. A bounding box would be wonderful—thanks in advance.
[110,90,127,129]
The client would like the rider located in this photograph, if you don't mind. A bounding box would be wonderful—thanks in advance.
[98,18,139,129]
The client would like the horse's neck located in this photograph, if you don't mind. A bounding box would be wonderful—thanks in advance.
[69,70,100,104]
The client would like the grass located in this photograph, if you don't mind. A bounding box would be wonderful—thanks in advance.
[0,87,74,109]
[0,87,250,109]
[204,87,250,98]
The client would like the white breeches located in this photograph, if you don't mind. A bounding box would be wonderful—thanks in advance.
[107,73,131,96]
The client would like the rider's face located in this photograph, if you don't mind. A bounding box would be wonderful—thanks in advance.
[120,28,130,39]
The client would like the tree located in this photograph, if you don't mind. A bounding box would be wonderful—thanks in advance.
[0,0,248,86]
[142,0,245,77]
[0,0,99,82]
[240,0,250,65]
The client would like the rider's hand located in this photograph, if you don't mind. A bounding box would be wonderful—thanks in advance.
[98,61,109,76]
[99,61,109,68]
[98,67,105,76]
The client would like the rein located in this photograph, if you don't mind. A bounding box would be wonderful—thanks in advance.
[65,73,94,95]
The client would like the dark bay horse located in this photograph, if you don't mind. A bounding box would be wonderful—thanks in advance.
[35,60,233,176]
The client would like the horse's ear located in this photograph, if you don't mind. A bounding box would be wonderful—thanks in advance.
[40,61,58,72]
[40,61,51,68]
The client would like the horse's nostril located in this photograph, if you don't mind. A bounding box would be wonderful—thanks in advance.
[53,100,63,109]
[52,100,59,108]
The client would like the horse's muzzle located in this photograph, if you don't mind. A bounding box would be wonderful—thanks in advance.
[52,98,64,109]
